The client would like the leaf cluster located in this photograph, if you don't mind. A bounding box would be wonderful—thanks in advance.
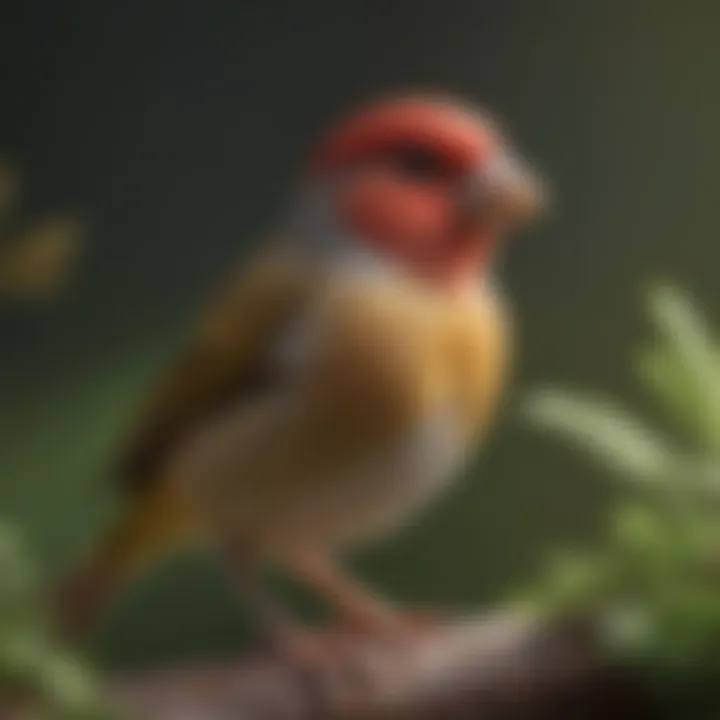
[525,286,720,694]
[0,522,117,719]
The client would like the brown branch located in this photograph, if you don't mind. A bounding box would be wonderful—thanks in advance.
[112,613,659,719]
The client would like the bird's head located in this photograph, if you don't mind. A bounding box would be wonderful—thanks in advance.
[297,95,547,292]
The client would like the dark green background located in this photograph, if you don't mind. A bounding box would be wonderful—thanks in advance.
[1,0,718,669]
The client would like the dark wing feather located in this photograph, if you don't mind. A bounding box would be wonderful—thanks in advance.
[117,247,317,494]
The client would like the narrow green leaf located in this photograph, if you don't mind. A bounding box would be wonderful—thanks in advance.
[636,346,701,442]
[643,284,720,453]
[524,390,673,481]
[646,285,715,367]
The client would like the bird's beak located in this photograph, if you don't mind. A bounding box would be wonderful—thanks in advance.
[461,150,548,233]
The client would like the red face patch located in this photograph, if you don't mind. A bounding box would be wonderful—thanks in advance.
[306,96,519,291]
[341,167,454,256]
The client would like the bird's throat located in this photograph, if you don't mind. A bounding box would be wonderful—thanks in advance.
[406,229,496,294]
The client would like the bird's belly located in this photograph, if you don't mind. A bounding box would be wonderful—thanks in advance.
[258,411,468,552]
[174,398,470,554]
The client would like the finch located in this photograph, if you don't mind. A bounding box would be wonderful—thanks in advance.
[54,94,546,651]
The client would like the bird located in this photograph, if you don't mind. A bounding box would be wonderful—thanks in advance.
[53,94,546,657]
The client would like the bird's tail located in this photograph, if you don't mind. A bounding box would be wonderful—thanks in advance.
[51,487,193,645]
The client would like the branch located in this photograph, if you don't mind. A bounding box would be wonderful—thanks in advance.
[112,613,658,719]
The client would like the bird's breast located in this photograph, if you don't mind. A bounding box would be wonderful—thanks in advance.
[173,267,510,553]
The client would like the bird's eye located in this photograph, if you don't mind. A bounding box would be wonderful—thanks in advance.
[391,146,445,179]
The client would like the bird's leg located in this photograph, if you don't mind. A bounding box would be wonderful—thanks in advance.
[283,551,435,641]
[222,541,319,664]
[223,541,395,700]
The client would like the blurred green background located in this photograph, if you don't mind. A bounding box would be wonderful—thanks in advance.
[0,0,718,670]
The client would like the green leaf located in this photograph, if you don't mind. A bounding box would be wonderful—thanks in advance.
[645,285,715,371]
[600,603,658,657]
[523,284,720,692]
[0,520,117,718]
[643,284,720,453]
[609,505,688,590]
[518,547,616,615]
[0,521,36,596]
[612,504,666,553]
[0,630,52,685]
[524,389,673,481]
[39,654,101,710]
[636,345,702,443]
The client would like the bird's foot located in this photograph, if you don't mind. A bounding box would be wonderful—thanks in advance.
[289,609,445,705]
[264,624,395,708]
[256,611,447,709]
[333,605,445,646]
